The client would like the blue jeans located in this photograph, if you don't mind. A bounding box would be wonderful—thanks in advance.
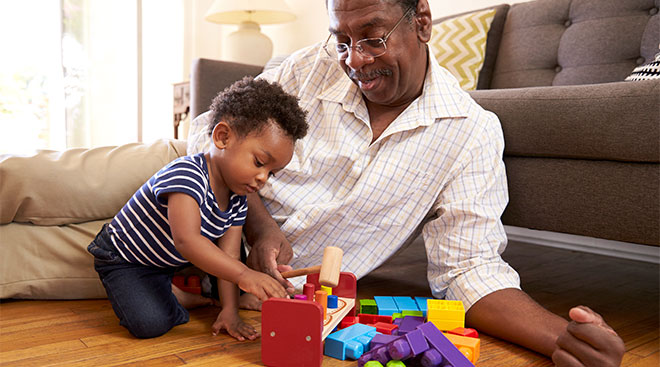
[87,224,190,338]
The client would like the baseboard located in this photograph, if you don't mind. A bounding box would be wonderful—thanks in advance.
[504,226,660,264]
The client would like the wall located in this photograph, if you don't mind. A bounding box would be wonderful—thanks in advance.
[183,0,532,75]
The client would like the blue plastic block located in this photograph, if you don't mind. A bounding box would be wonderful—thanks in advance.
[393,296,419,312]
[414,297,431,317]
[374,296,398,316]
[325,323,379,360]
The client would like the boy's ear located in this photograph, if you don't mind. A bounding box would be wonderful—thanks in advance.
[212,121,231,149]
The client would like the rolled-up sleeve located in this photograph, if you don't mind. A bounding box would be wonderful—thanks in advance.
[422,112,520,310]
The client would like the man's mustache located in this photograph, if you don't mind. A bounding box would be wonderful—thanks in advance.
[348,68,393,80]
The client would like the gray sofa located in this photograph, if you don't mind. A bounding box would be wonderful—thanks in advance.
[190,0,660,247]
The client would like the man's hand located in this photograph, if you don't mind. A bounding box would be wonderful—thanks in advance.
[552,306,625,367]
[245,230,295,294]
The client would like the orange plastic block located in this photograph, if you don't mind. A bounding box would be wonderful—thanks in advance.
[443,332,481,363]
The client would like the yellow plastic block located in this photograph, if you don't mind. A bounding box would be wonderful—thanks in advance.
[321,285,333,295]
[428,318,464,331]
[443,332,480,363]
[426,300,464,321]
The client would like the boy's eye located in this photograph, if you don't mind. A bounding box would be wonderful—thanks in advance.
[255,159,264,167]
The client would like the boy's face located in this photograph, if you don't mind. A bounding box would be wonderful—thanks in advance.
[211,120,294,196]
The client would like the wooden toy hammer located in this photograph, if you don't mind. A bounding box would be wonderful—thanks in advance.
[279,246,343,287]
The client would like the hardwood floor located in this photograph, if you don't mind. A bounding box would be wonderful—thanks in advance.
[1,239,658,366]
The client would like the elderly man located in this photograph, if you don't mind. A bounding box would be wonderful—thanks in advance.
[188,0,624,365]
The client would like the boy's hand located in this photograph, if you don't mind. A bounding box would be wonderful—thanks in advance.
[552,306,625,367]
[237,269,288,301]
[212,308,259,341]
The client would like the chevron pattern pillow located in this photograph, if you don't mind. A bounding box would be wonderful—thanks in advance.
[429,9,496,90]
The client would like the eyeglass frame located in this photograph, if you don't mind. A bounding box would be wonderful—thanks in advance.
[323,7,415,61]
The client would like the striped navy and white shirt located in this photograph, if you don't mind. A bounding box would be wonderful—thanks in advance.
[108,153,247,267]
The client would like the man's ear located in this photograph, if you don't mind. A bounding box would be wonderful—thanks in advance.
[415,0,432,43]
[212,121,231,149]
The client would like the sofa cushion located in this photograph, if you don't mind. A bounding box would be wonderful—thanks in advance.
[433,4,510,90]
[626,51,660,80]
[429,9,497,90]
[491,0,660,88]
[0,139,187,226]
[0,220,108,299]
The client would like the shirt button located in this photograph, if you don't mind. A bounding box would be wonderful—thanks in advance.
[555,65,563,73]
[564,19,572,27]
[650,7,658,15]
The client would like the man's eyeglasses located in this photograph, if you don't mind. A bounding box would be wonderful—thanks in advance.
[323,7,414,61]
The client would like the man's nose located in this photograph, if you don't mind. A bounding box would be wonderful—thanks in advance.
[344,48,374,70]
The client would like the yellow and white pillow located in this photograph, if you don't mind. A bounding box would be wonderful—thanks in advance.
[429,9,496,90]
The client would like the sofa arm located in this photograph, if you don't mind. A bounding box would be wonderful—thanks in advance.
[190,58,264,120]
[469,80,660,163]
[0,139,187,226]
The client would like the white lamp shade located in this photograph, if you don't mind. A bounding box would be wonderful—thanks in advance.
[205,0,296,25]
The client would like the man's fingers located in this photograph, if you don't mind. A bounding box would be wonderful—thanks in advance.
[552,346,585,367]
[569,306,617,336]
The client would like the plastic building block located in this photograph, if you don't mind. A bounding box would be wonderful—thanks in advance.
[414,297,431,316]
[172,275,201,295]
[388,328,429,360]
[393,296,419,312]
[426,299,465,331]
[322,297,356,339]
[386,361,407,367]
[369,334,399,351]
[372,322,398,335]
[364,361,384,367]
[392,312,403,321]
[360,299,378,315]
[396,316,425,335]
[339,316,359,329]
[261,298,324,367]
[328,294,338,308]
[402,310,424,317]
[417,322,474,367]
[374,296,398,316]
[325,323,379,360]
[448,327,479,339]
[444,332,480,363]
[359,314,393,325]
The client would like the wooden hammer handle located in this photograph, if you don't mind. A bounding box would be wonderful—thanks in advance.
[280,265,322,279]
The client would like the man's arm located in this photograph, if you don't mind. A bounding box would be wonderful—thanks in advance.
[243,192,294,292]
[467,288,624,366]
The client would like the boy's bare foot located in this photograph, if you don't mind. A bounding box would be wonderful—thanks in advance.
[239,293,263,311]
[172,284,217,309]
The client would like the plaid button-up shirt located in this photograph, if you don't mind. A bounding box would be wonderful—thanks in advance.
[187,44,520,309]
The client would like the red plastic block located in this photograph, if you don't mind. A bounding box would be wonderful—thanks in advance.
[373,322,398,335]
[262,298,324,367]
[339,316,359,329]
[358,314,393,325]
[448,327,479,338]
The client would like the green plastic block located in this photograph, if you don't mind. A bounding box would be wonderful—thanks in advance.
[401,310,424,317]
[364,361,385,367]
[386,361,407,367]
[359,299,378,315]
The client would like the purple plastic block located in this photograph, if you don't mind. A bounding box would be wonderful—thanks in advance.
[370,334,399,351]
[398,316,425,335]
[417,322,474,367]
[421,348,444,367]
[388,329,429,360]
[357,351,374,367]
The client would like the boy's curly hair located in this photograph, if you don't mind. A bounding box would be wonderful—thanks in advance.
[208,76,308,141]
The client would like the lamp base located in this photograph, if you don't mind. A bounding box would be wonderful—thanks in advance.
[222,21,273,66]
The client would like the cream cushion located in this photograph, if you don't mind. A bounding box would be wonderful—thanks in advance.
[429,9,496,90]
[0,139,187,299]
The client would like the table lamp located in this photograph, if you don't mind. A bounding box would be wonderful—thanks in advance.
[205,0,296,66]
